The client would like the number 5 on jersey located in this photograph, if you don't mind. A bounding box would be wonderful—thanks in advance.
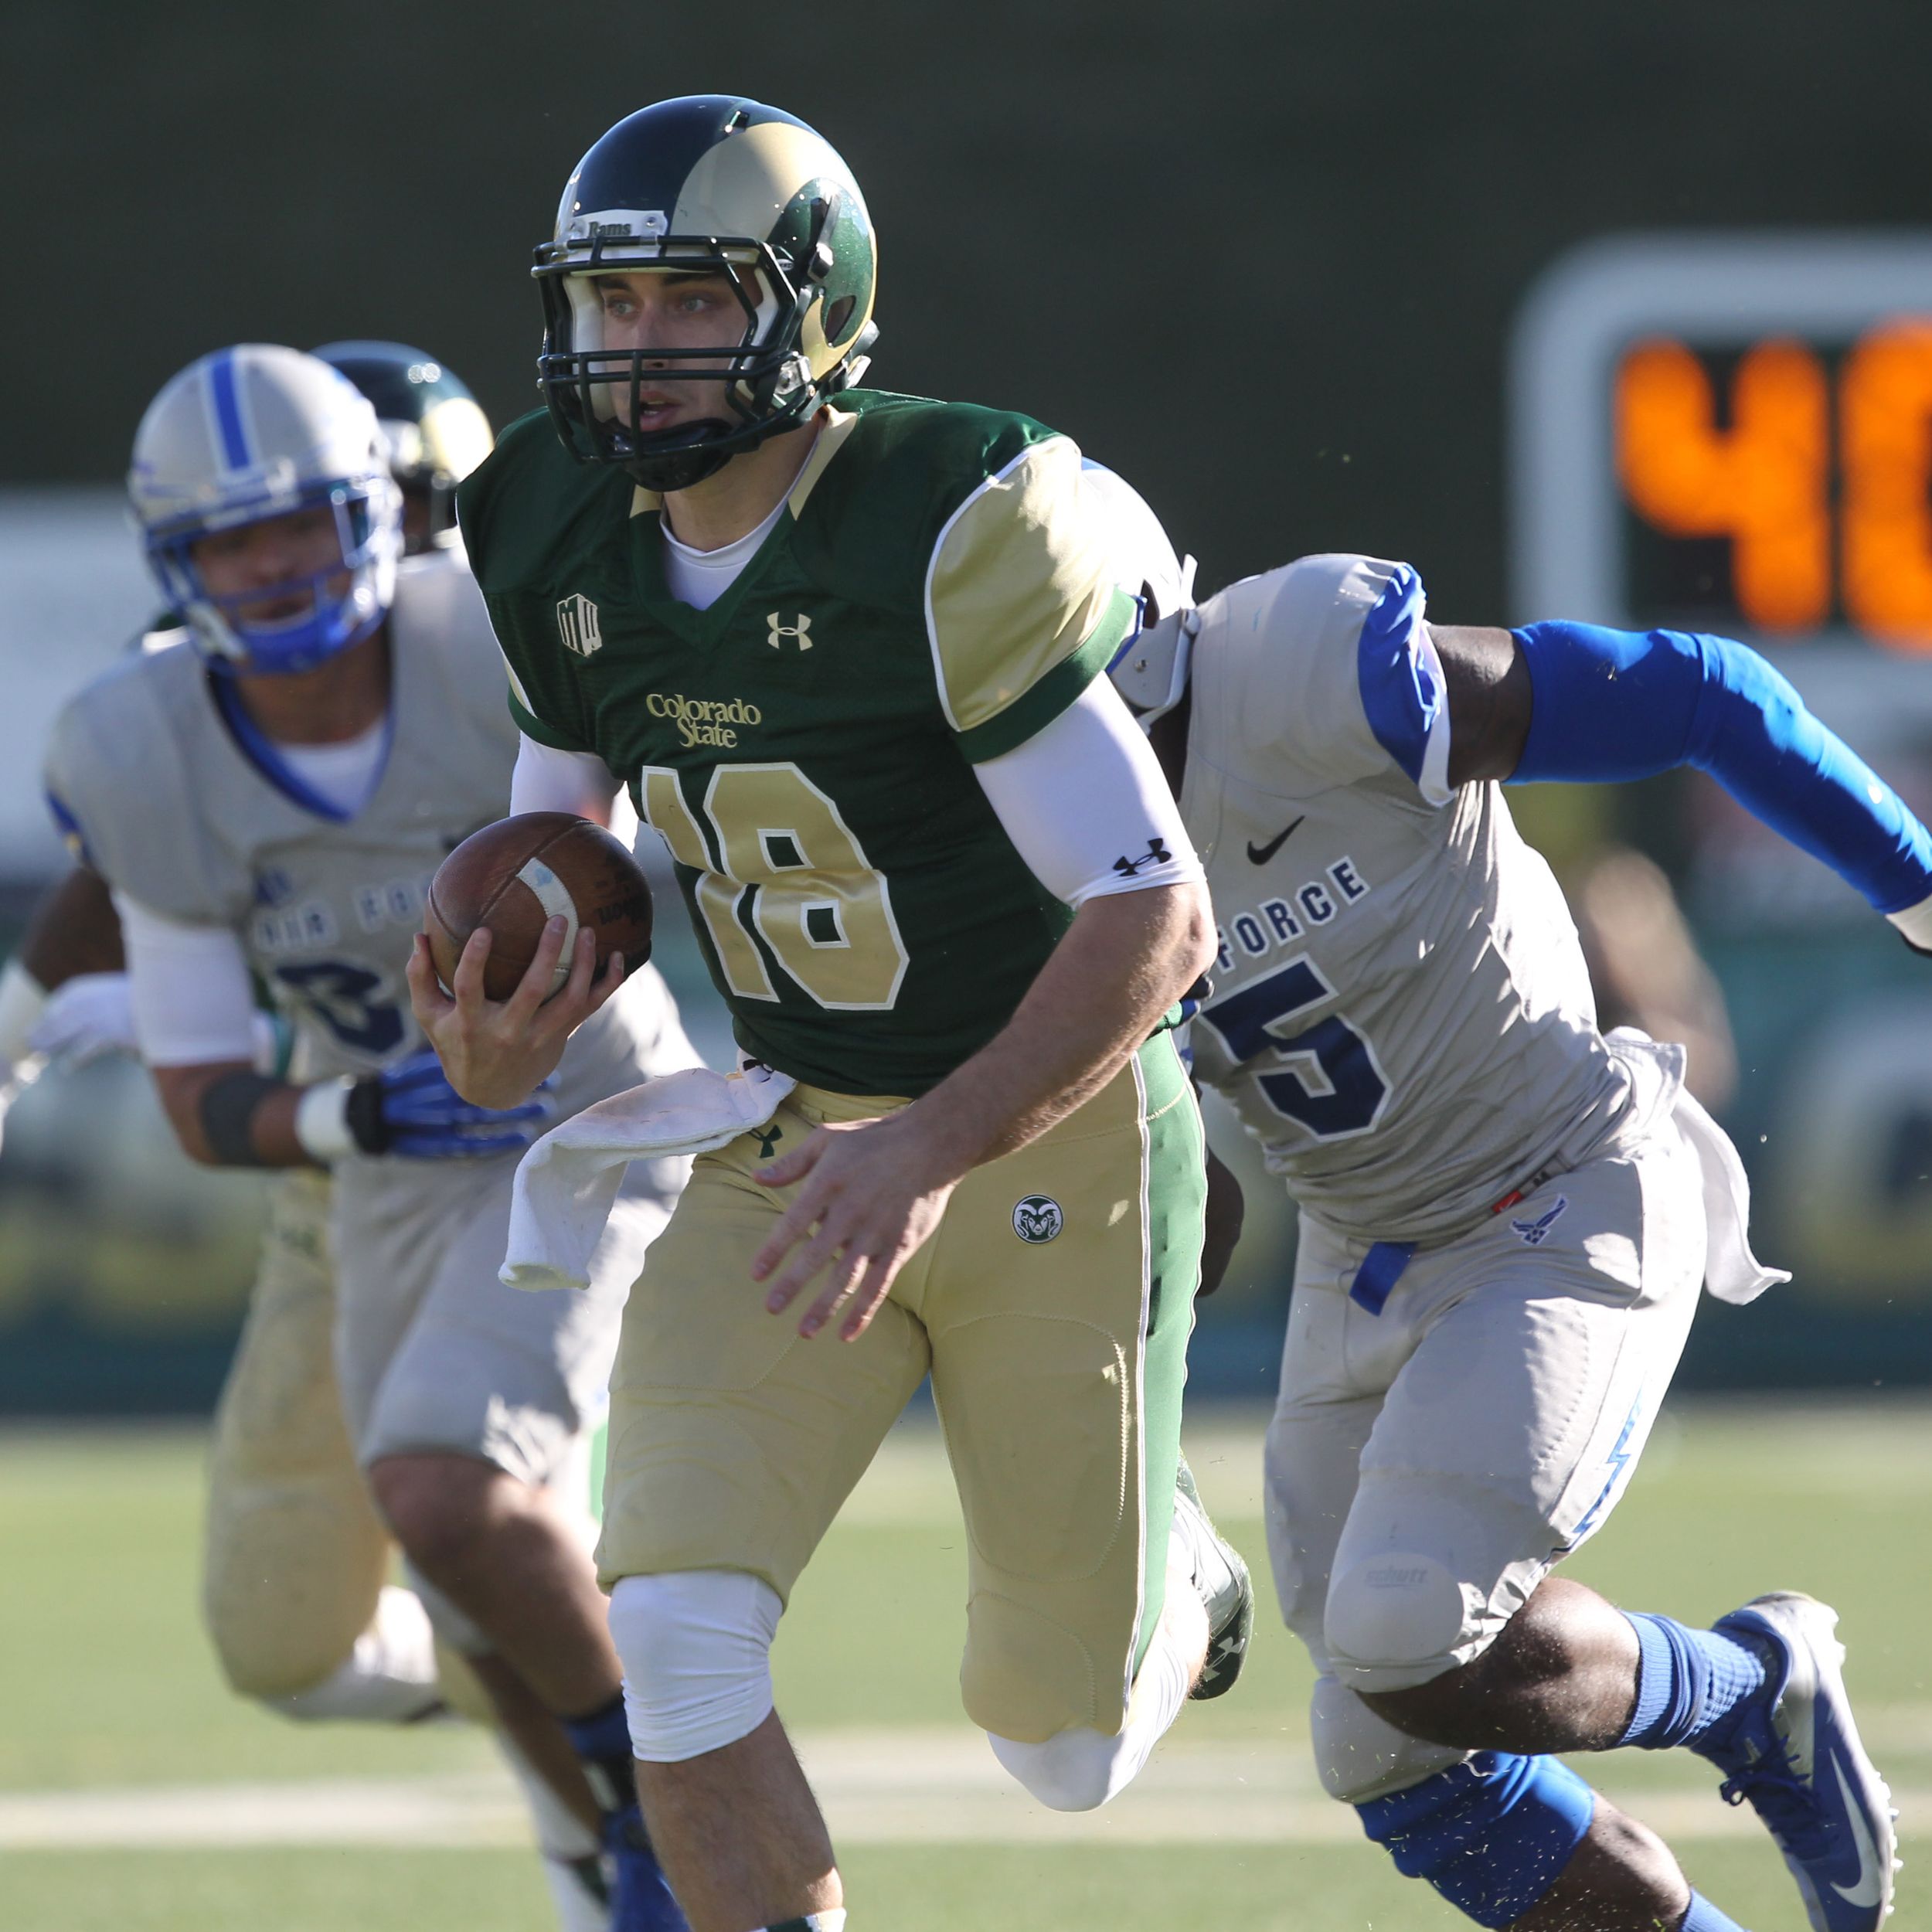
[1196,956,1389,1141]
[640,762,910,1010]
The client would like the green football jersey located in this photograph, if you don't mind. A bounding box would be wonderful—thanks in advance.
[461,389,1140,1096]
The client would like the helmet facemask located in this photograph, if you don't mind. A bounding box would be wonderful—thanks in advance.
[535,194,875,492]
[148,474,403,677]
[129,345,408,677]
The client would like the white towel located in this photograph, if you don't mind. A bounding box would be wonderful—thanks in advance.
[1602,1028,1787,1307]
[502,1061,797,1292]
[1673,1083,1791,1305]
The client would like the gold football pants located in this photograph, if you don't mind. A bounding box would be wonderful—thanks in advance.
[597,1035,1205,1743]
[201,1172,393,1698]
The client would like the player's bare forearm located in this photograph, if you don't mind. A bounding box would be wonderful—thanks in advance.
[18,866,124,991]
[915,881,1216,1172]
[751,882,1215,1342]
[152,1060,308,1167]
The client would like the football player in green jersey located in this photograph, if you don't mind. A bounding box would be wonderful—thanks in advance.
[410,95,1246,1932]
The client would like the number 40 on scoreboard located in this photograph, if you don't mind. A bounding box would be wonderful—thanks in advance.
[1510,234,1932,658]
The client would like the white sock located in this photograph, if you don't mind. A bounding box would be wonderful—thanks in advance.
[987,1561,1204,1811]
[496,1733,606,1932]
[269,1585,444,1724]
[537,1857,611,1932]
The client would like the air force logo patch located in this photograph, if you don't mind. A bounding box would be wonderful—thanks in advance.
[1511,1196,1570,1246]
[1012,1195,1064,1243]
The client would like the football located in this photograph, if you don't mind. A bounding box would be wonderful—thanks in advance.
[424,812,653,1002]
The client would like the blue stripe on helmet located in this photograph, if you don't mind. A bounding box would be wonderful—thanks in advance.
[207,349,253,471]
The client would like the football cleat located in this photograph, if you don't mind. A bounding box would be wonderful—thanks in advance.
[1172,1456,1253,1700]
[1697,1592,1898,1931]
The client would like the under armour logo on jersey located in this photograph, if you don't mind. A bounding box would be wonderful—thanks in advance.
[753,1125,784,1160]
[767,611,813,651]
[1511,1196,1570,1246]
[556,592,603,658]
[1112,837,1172,879]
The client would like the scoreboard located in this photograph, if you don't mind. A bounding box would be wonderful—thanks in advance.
[1509,233,1932,1339]
[1510,233,1932,736]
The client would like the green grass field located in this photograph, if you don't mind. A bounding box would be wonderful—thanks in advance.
[2,1402,1927,1930]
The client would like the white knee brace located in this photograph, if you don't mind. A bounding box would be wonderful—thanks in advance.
[1308,1673,1468,1805]
[607,1569,783,1764]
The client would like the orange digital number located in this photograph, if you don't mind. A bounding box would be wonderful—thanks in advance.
[1840,321,1932,651]
[1616,338,1830,633]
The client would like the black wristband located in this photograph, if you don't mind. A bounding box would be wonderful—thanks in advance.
[344,1076,392,1155]
[197,1070,282,1167]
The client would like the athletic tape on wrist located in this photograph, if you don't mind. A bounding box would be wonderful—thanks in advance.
[1889,893,1932,952]
[294,1077,358,1163]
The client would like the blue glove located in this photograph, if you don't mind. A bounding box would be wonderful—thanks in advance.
[346,1049,553,1158]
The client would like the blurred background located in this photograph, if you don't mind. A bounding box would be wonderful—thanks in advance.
[7,0,1932,1412]
[9,9,1932,1929]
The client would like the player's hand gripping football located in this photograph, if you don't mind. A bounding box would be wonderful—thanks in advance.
[406,917,623,1111]
[750,1109,964,1341]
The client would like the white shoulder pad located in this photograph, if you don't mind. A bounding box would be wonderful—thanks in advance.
[389,547,520,752]
[43,650,250,923]
[1190,553,1447,804]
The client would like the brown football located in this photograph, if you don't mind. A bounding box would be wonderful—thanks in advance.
[425,813,653,1002]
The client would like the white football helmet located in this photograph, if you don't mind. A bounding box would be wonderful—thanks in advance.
[1083,461,1199,730]
[128,344,403,675]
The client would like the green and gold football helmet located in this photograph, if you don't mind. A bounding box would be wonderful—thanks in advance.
[533,94,878,492]
[311,341,494,551]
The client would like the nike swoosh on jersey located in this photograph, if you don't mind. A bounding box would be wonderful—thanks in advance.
[1828,1753,1886,1906]
[1247,818,1304,865]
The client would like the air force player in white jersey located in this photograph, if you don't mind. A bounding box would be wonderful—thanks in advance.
[1109,554,1925,1932]
[42,345,696,1932]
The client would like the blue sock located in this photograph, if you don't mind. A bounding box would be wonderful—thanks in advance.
[1680,1888,1752,1930]
[1618,1612,1768,1753]
[562,1691,639,1818]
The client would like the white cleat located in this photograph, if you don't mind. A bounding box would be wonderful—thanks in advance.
[1700,1592,1897,1931]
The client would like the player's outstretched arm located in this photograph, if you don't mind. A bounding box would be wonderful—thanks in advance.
[1430,619,1932,947]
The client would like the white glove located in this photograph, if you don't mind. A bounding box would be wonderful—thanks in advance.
[0,957,50,1158]
[29,971,138,1068]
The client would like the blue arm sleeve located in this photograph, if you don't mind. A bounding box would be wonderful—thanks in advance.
[1511,621,1932,917]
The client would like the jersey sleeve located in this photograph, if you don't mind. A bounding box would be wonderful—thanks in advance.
[923,434,1141,762]
[1201,553,1452,806]
[455,417,600,757]
[487,595,597,754]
